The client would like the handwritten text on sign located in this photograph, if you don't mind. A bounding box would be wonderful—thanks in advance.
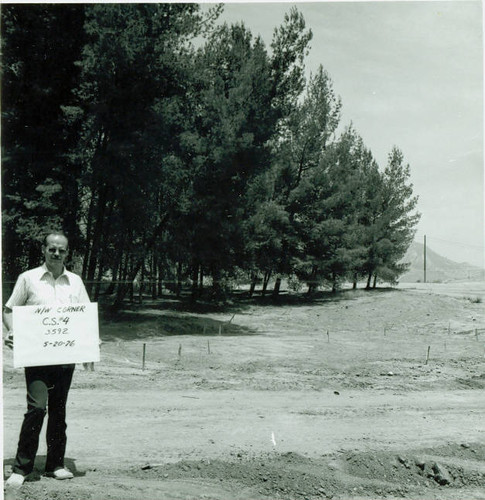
[13,303,100,368]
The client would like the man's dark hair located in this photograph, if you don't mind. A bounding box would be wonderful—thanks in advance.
[42,231,69,248]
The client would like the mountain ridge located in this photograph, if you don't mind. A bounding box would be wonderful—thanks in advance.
[399,241,484,283]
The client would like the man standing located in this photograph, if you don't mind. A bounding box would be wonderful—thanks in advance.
[3,231,90,488]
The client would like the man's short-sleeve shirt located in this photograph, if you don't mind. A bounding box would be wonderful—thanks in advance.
[5,264,90,307]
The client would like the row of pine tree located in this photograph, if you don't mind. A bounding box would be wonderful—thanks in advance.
[2,4,420,304]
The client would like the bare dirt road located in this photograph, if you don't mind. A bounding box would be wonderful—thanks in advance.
[3,285,485,500]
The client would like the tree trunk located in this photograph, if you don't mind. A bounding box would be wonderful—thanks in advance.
[210,267,223,300]
[151,252,157,299]
[93,199,115,301]
[105,235,125,295]
[129,255,135,303]
[61,164,82,259]
[138,257,145,304]
[176,261,182,298]
[157,260,163,297]
[307,266,318,294]
[372,274,377,289]
[114,250,129,307]
[191,262,199,301]
[105,265,118,296]
[85,185,109,296]
[27,242,39,270]
[199,267,204,295]
[366,271,372,289]
[272,277,282,297]
[249,273,258,297]
[82,190,96,280]
[112,215,169,309]
[82,129,108,282]
[262,271,271,296]
[93,250,106,302]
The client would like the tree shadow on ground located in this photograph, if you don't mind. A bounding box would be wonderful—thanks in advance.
[234,286,403,308]
[98,287,402,342]
[102,286,402,314]
[99,310,257,342]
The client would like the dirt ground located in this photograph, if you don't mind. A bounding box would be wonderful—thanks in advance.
[3,283,485,500]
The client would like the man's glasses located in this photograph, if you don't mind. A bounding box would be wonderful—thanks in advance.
[47,247,68,254]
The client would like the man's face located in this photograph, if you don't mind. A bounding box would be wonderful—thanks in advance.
[42,235,69,267]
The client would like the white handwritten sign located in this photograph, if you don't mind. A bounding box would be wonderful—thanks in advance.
[12,303,100,368]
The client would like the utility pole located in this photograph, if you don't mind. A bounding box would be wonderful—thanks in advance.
[423,235,427,283]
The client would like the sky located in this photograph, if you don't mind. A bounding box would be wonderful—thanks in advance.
[208,0,484,268]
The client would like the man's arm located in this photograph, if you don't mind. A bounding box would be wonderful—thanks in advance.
[3,273,27,349]
[3,307,13,349]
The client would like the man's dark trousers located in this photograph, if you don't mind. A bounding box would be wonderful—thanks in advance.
[12,364,75,476]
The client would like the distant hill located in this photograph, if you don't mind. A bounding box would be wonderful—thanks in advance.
[399,241,484,283]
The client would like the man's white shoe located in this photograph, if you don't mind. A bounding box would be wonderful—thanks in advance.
[5,472,25,489]
[45,467,74,480]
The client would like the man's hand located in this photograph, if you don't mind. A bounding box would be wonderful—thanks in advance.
[4,333,13,349]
